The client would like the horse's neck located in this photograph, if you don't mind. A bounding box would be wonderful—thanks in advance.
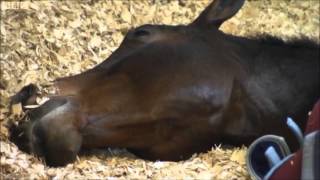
[220,36,319,146]
[234,36,319,118]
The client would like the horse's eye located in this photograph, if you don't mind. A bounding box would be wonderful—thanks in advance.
[133,29,150,37]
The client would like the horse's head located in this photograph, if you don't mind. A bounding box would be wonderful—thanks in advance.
[10,0,246,167]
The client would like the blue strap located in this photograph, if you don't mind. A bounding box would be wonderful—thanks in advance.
[286,117,304,147]
[264,146,281,168]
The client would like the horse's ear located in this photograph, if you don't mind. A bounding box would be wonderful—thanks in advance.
[191,0,245,29]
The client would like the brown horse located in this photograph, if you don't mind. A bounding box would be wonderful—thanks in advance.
[10,0,320,166]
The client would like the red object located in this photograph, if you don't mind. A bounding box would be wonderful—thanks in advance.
[270,150,302,180]
[305,100,320,134]
[269,100,320,180]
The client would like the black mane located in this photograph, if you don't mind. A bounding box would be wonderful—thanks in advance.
[253,34,319,49]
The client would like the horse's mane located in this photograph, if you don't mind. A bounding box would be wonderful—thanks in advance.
[253,34,319,49]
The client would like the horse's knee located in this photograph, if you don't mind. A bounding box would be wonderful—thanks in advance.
[31,119,82,167]
[35,99,83,166]
[13,98,84,167]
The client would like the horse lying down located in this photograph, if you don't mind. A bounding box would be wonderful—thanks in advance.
[9,0,320,167]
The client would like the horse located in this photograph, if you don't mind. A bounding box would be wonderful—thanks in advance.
[9,0,319,166]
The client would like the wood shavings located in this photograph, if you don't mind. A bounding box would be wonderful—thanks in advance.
[0,0,319,179]
[10,103,22,116]
[230,149,246,165]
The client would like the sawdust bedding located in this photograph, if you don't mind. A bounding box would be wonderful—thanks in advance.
[0,0,319,179]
